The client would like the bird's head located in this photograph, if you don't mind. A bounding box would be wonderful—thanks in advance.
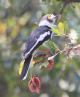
[39,14,57,28]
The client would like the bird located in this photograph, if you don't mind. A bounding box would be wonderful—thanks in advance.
[19,14,57,80]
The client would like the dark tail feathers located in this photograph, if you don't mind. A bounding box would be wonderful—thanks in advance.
[20,54,32,80]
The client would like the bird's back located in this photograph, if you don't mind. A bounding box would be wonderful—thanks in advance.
[22,26,51,59]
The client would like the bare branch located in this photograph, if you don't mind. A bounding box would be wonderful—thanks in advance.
[48,44,80,60]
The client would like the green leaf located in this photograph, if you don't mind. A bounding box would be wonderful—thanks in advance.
[52,22,65,36]
[58,22,65,35]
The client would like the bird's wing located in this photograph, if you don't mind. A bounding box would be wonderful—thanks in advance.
[22,26,51,59]
[22,34,38,59]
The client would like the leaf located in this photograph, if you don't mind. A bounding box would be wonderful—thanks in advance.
[10,25,20,39]
[58,22,65,35]
[7,18,16,28]
[52,28,59,35]
[52,22,65,36]
[18,13,31,26]
[0,22,7,33]
[28,76,41,94]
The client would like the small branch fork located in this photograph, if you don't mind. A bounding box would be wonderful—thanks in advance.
[48,44,80,60]
[57,0,80,19]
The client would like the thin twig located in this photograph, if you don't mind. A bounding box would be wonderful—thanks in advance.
[48,44,80,60]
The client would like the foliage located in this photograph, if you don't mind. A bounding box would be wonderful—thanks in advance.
[0,0,80,97]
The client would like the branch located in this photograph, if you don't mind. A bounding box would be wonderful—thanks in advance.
[59,0,80,15]
[62,0,80,3]
[48,44,80,60]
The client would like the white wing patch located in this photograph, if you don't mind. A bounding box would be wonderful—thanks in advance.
[37,31,50,41]
[23,31,51,59]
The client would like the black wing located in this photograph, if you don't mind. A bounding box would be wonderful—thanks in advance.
[22,26,51,59]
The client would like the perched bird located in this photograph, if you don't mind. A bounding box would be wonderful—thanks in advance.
[19,14,57,80]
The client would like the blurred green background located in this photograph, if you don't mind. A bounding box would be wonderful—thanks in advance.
[0,0,80,97]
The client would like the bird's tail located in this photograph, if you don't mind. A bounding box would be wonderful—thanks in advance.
[19,54,32,80]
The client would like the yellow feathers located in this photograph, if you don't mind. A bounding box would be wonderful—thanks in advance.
[47,14,52,20]
[18,60,25,75]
